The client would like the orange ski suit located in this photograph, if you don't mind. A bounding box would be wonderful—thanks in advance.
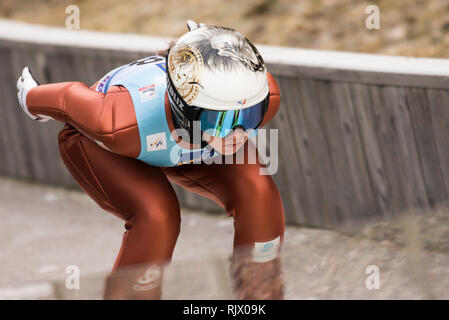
[26,69,285,299]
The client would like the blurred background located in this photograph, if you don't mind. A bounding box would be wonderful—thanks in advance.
[1,0,449,300]
[1,0,449,58]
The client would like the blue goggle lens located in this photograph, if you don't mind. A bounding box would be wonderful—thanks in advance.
[198,97,267,138]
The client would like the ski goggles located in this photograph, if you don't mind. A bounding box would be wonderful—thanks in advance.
[197,97,269,137]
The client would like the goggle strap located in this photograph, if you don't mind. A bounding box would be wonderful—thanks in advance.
[214,111,226,137]
[232,109,240,128]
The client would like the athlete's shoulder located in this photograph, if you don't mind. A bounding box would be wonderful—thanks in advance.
[260,71,280,128]
[267,71,279,97]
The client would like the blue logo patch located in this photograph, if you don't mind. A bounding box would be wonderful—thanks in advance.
[261,243,274,252]
[176,148,216,165]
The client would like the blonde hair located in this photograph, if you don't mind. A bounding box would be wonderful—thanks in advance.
[157,40,176,57]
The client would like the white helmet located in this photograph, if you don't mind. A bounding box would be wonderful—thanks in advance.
[166,21,270,138]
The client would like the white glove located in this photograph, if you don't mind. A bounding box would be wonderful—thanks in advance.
[17,67,51,122]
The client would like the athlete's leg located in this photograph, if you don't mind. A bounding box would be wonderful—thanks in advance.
[162,142,285,299]
[58,124,181,299]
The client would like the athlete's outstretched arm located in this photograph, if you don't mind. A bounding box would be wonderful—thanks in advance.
[25,78,141,158]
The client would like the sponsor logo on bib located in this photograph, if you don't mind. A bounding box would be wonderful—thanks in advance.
[139,84,158,102]
[146,132,167,151]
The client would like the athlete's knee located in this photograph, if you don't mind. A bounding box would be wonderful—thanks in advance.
[230,171,283,215]
[148,207,181,235]
[252,175,282,205]
[131,196,181,236]
[228,171,284,241]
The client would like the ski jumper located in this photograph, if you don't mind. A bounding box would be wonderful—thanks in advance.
[26,55,285,299]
